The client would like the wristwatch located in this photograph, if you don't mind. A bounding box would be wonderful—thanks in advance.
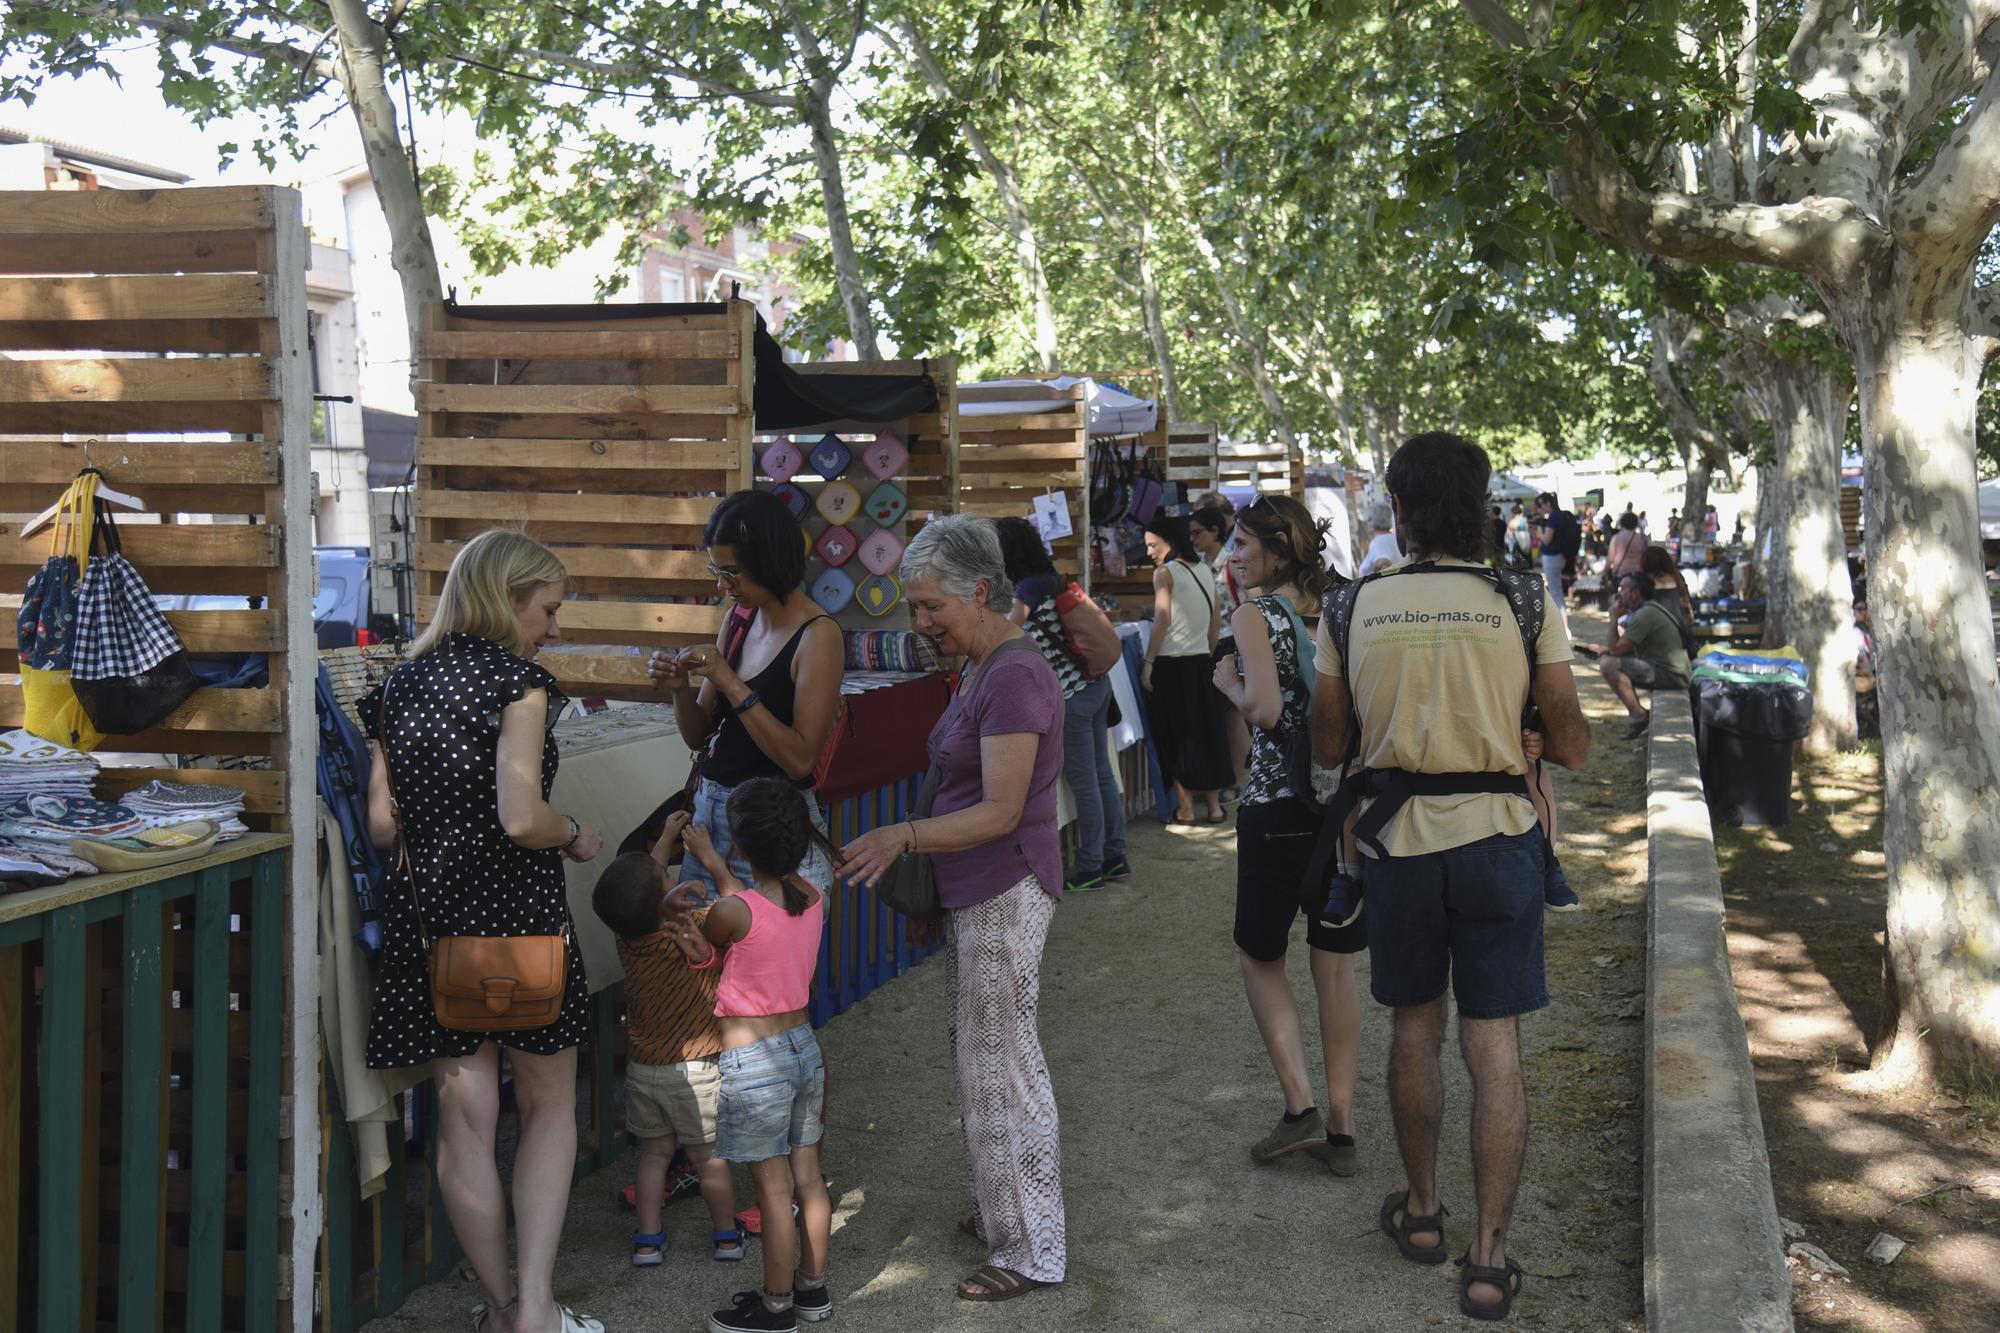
[733,689,763,716]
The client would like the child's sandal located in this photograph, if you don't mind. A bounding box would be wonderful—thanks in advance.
[629,1230,666,1267]
[711,1228,747,1262]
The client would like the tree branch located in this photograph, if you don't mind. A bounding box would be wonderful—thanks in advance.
[24,0,341,81]
[1891,58,2000,255]
[1971,282,2000,360]
[1458,0,1528,49]
[1551,126,1889,288]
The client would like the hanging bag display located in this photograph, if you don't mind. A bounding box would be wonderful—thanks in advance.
[69,501,200,735]
[15,473,106,751]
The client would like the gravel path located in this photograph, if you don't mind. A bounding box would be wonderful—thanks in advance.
[365,653,1646,1332]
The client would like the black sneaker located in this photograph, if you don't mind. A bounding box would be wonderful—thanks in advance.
[1317,871,1363,929]
[1545,859,1582,912]
[793,1283,833,1324]
[709,1292,797,1333]
[1101,855,1133,881]
[1064,869,1106,894]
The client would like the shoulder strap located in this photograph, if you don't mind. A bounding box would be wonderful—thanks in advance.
[1263,593,1316,697]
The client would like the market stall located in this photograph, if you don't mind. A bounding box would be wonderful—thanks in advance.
[956,379,1092,577]
[412,298,957,699]
[0,186,318,1332]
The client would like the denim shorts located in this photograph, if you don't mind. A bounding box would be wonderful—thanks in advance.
[679,777,834,903]
[715,1024,826,1163]
[1361,829,1549,1020]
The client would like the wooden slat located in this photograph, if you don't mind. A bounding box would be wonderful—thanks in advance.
[538,652,662,701]
[0,681,280,733]
[0,483,273,517]
[0,274,271,322]
[419,597,723,641]
[0,356,273,404]
[414,382,739,416]
[420,517,713,548]
[436,307,738,335]
[415,542,710,582]
[0,187,275,236]
[430,411,739,442]
[0,516,280,568]
[0,439,278,486]
[952,469,1085,488]
[171,610,283,652]
[418,328,740,360]
[423,466,732,497]
[0,231,261,277]
[417,436,739,471]
[94,768,284,815]
[0,319,263,354]
[958,411,1089,433]
[417,490,720,526]
[0,400,265,436]
[958,385,1080,404]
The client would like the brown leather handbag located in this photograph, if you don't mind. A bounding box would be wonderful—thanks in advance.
[379,684,571,1032]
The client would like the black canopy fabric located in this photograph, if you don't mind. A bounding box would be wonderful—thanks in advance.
[440,298,939,431]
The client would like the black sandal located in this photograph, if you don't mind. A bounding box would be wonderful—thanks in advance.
[1378,1189,1448,1265]
[1456,1251,1525,1321]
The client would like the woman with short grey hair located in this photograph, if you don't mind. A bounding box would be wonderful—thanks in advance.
[840,513,1069,1304]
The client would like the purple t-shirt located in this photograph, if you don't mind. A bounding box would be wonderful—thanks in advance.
[929,643,1065,909]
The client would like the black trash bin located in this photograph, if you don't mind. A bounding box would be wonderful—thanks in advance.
[1692,676,1814,827]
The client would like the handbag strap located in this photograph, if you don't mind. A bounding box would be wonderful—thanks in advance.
[376,672,573,954]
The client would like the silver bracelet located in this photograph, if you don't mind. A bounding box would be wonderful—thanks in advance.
[558,815,580,851]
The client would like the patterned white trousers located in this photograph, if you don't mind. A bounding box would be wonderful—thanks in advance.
[945,875,1068,1283]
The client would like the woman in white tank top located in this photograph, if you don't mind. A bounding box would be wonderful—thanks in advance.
[1141,516,1236,822]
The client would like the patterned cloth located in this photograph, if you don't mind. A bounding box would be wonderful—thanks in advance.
[946,874,1068,1285]
[1239,595,1312,807]
[1019,599,1089,700]
[0,728,98,804]
[119,779,249,840]
[70,552,185,681]
[0,794,147,857]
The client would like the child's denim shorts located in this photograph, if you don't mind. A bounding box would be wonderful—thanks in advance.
[715,1024,826,1163]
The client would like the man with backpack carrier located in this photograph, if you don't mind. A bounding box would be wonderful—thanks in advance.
[1307,433,1590,1323]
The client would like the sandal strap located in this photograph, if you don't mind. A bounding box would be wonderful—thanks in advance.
[631,1230,666,1246]
[1459,1253,1525,1291]
[970,1265,1028,1293]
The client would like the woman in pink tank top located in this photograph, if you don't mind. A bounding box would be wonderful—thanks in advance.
[670,778,835,1333]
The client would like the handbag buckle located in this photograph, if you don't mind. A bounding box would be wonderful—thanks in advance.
[483,978,519,1016]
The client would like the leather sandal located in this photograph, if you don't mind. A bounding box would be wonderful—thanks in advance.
[1457,1251,1526,1321]
[956,1265,1054,1302]
[1379,1189,1448,1265]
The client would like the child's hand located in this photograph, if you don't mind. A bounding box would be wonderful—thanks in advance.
[649,809,693,867]
[661,882,704,919]
[1521,728,1544,761]
[667,910,715,964]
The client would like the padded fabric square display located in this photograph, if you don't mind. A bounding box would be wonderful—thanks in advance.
[772,482,811,520]
[859,528,905,576]
[810,565,857,614]
[816,479,863,525]
[864,481,908,527]
[855,574,902,616]
[862,433,908,479]
[815,523,860,568]
[808,434,853,479]
[760,438,804,483]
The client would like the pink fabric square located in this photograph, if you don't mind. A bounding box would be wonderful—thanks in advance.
[859,528,905,575]
[761,439,803,483]
[862,434,908,479]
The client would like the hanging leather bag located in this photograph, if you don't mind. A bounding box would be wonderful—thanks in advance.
[378,684,570,1032]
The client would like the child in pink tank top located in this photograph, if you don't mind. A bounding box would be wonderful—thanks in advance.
[669,778,834,1333]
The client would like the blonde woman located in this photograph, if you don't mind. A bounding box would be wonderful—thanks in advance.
[363,530,606,1333]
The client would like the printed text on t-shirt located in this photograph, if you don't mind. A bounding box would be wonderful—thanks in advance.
[1359,610,1505,630]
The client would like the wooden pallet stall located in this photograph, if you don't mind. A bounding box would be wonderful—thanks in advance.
[956,380,1091,579]
[1167,422,1220,496]
[0,185,318,1333]
[1218,437,1303,497]
[413,300,759,702]
[1076,369,1172,607]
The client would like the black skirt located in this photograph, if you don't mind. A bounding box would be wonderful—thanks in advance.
[1149,653,1236,792]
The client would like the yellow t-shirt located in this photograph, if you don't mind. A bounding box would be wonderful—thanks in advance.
[1314,558,1572,857]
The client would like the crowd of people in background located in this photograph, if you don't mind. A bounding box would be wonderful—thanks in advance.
[360,435,1741,1329]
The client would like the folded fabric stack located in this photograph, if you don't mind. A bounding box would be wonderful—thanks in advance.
[0,794,146,885]
[0,727,100,805]
[119,779,250,841]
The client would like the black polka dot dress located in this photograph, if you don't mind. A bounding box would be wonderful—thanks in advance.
[361,633,590,1068]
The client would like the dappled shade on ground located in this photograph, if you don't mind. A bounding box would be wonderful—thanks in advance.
[1721,746,2000,1332]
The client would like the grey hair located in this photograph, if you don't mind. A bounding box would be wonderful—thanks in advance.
[900,514,1014,615]
[1366,502,1394,531]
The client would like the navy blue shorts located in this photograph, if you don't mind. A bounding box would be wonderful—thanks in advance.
[1361,829,1548,1019]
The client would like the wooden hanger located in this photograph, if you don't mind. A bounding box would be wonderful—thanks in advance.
[20,462,145,538]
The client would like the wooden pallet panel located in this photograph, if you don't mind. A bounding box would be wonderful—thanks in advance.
[0,182,317,1332]
[959,380,1088,582]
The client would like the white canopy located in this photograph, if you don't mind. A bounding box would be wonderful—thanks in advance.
[1489,472,1540,501]
[960,375,1159,436]
[1981,477,2000,541]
